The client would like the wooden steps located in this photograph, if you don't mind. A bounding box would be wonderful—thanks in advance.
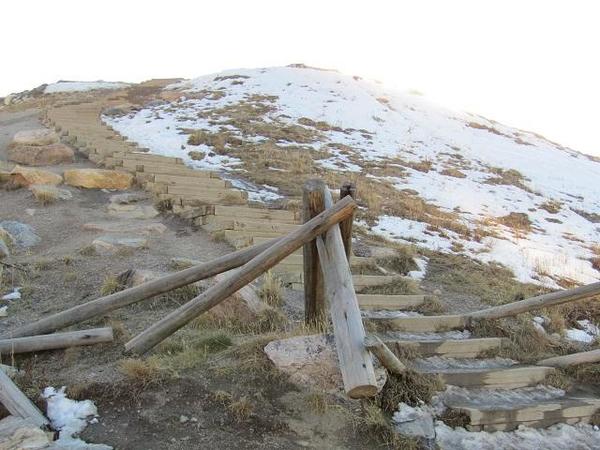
[357,294,427,310]
[436,366,556,389]
[382,337,503,358]
[450,396,600,431]
[365,314,469,332]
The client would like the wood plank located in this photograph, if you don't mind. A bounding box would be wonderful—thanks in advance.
[383,338,503,358]
[439,366,555,388]
[367,314,469,332]
[0,328,114,355]
[214,205,299,223]
[357,294,427,310]
[0,370,49,427]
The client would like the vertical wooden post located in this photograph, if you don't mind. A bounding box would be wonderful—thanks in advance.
[303,179,326,325]
[339,181,356,261]
[316,186,378,398]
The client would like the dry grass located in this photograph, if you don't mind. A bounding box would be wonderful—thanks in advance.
[228,397,254,422]
[470,316,573,363]
[231,335,288,384]
[497,212,532,232]
[118,358,167,388]
[33,258,53,271]
[564,363,600,385]
[31,186,58,205]
[375,248,418,275]
[79,245,97,256]
[378,371,443,413]
[154,331,232,371]
[540,200,562,214]
[424,252,546,305]
[350,402,421,450]
[305,392,330,415]
[258,271,283,307]
[440,168,466,178]
[100,275,126,296]
[188,150,205,160]
[485,167,531,192]
[544,370,572,390]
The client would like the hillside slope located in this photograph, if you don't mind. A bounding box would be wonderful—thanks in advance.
[105,65,600,288]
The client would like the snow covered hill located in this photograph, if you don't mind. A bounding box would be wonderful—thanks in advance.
[104,65,600,288]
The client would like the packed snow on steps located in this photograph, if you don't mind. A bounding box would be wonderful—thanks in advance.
[104,65,600,287]
[394,386,600,449]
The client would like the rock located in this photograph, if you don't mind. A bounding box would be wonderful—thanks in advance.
[107,203,159,219]
[64,169,133,190]
[10,165,63,187]
[0,240,9,259]
[179,415,190,424]
[0,221,40,248]
[0,306,7,317]
[0,363,18,378]
[3,94,14,106]
[109,192,148,204]
[116,269,164,287]
[7,143,74,166]
[0,416,53,449]
[264,334,387,393]
[83,221,166,235]
[29,184,73,201]
[392,403,436,440]
[11,128,59,146]
[92,235,148,253]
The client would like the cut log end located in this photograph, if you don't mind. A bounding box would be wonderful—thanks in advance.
[347,384,379,399]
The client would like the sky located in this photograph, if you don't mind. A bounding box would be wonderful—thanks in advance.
[1,1,599,156]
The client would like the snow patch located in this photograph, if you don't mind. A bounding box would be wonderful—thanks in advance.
[45,81,129,93]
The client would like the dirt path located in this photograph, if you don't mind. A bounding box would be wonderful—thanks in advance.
[0,109,373,449]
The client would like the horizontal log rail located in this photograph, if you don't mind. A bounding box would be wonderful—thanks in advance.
[537,349,600,368]
[3,238,282,339]
[0,328,113,355]
[125,195,357,354]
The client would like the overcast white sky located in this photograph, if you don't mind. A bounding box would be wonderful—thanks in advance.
[2,1,599,156]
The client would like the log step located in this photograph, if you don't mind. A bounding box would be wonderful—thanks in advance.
[365,314,469,332]
[450,396,600,431]
[214,205,300,224]
[381,337,503,358]
[357,294,428,310]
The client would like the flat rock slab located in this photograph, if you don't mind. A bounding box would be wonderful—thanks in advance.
[11,128,59,146]
[0,416,52,449]
[0,221,40,248]
[264,334,386,394]
[83,221,166,235]
[107,203,159,219]
[10,165,63,187]
[64,169,133,190]
[92,235,148,253]
[8,143,74,166]
[109,192,148,204]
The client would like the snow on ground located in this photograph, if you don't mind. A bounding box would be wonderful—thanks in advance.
[565,319,600,344]
[44,81,129,93]
[105,65,600,287]
[42,387,109,448]
[435,421,600,450]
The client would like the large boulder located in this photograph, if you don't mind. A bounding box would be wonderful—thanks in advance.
[8,143,74,166]
[64,169,133,190]
[11,128,59,146]
[264,334,386,393]
[10,165,63,187]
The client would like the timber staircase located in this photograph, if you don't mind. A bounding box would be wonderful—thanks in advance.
[362,303,600,432]
[42,92,396,292]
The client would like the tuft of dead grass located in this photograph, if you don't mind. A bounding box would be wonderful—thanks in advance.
[378,371,443,414]
[359,277,420,295]
[424,252,546,305]
[258,271,283,307]
[118,358,168,388]
[497,212,532,232]
[228,397,254,422]
[31,186,59,205]
[79,245,97,256]
[100,275,126,296]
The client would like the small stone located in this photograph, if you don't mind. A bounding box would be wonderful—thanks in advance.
[25,209,35,216]
[179,415,189,423]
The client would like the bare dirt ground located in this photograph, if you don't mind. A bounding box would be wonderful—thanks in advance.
[0,110,377,449]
